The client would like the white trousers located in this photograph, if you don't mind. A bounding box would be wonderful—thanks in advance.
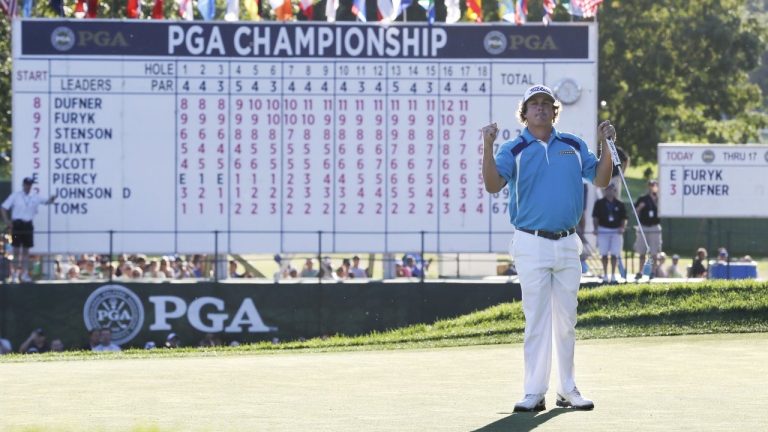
[511,230,583,395]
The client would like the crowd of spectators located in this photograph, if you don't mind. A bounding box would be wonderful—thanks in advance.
[0,252,440,282]
[19,253,215,282]
[0,326,254,356]
[274,255,372,281]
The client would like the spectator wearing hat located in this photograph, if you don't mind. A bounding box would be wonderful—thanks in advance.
[690,248,708,278]
[165,333,181,348]
[1,176,56,283]
[19,328,49,354]
[318,256,338,280]
[666,254,684,278]
[93,328,121,352]
[633,179,662,278]
[717,247,729,263]
[654,252,669,278]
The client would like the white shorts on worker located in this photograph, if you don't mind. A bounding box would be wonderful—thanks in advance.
[596,227,623,257]
[510,229,583,397]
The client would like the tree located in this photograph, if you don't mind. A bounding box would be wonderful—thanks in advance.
[747,0,768,110]
[0,19,10,178]
[599,0,768,162]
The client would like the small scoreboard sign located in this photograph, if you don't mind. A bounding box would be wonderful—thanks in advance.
[658,143,768,218]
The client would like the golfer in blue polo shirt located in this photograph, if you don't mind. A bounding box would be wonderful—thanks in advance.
[482,84,614,412]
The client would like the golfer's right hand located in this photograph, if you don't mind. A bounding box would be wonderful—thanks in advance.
[482,123,499,144]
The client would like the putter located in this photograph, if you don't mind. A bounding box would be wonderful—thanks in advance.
[605,138,654,279]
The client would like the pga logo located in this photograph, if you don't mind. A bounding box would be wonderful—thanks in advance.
[83,284,145,345]
[149,296,277,333]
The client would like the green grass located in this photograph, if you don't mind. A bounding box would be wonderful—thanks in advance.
[2,280,766,363]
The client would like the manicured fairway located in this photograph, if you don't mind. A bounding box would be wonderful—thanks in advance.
[1,333,767,431]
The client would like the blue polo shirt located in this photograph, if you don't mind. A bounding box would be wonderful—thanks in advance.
[494,127,598,232]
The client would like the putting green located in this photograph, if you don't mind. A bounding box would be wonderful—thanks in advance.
[1,333,767,431]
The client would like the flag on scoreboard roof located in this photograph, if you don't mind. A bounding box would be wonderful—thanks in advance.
[500,0,524,24]
[576,0,602,17]
[396,0,412,19]
[376,0,393,21]
[500,0,514,22]
[244,0,261,20]
[298,0,314,20]
[269,0,293,20]
[74,0,87,17]
[417,0,434,24]
[198,0,215,19]
[560,0,578,15]
[351,0,365,21]
[126,0,141,17]
[516,0,527,24]
[21,0,30,16]
[152,0,164,18]
[87,0,99,17]
[465,0,481,22]
[325,0,337,21]
[0,0,17,18]
[445,0,459,23]
[225,0,239,20]
[49,0,65,15]
[542,0,555,24]
[176,0,193,19]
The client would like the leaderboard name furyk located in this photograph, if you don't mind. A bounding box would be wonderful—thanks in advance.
[168,25,448,58]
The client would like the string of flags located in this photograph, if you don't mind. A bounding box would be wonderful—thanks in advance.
[0,0,603,22]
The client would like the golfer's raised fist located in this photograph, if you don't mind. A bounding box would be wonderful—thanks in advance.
[482,123,499,143]
[598,120,616,142]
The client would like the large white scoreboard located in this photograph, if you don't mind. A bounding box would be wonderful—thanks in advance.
[12,20,597,254]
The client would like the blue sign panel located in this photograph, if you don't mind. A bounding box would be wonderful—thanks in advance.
[23,20,589,59]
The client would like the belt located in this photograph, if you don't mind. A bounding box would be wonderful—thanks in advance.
[518,227,576,240]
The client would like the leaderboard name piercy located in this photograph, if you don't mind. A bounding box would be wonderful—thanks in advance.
[167,25,449,57]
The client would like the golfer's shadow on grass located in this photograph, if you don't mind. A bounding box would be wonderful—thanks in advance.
[472,408,572,432]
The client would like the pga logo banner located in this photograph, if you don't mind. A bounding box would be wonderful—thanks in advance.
[84,285,276,346]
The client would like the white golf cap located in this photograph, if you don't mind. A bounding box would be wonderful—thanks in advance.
[523,84,556,104]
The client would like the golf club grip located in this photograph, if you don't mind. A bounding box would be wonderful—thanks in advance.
[605,138,622,167]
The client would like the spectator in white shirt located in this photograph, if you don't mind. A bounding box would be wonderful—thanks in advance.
[0,177,56,283]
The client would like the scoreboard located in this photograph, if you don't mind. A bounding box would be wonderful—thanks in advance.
[12,20,597,254]
[658,143,768,218]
